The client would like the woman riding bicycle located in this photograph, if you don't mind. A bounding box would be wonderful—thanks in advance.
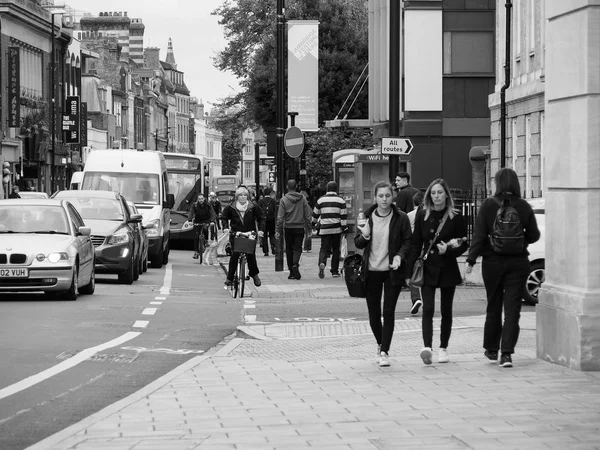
[187,193,216,262]
[221,186,265,287]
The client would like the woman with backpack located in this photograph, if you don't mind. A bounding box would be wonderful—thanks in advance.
[466,168,540,368]
[406,178,469,365]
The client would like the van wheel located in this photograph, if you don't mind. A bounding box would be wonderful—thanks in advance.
[150,238,164,268]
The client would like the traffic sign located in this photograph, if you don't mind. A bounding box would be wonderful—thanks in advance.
[284,126,304,158]
[381,137,413,155]
[268,171,275,183]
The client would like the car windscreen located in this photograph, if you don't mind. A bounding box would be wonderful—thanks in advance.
[63,197,124,221]
[82,171,160,205]
[0,205,69,234]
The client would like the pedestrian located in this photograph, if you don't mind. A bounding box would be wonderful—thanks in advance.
[312,181,347,279]
[394,171,420,213]
[187,193,216,262]
[275,179,312,280]
[466,168,540,368]
[221,186,265,287]
[208,192,222,242]
[9,186,21,199]
[406,178,469,365]
[300,189,312,253]
[355,180,412,367]
[406,189,424,314]
[257,187,277,256]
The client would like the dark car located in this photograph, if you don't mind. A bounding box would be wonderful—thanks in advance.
[53,190,142,284]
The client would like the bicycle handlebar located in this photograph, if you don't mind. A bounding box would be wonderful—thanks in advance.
[234,231,257,239]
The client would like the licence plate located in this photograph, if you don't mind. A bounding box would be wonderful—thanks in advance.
[0,268,29,278]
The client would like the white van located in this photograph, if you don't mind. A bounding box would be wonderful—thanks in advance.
[69,171,83,190]
[81,149,174,268]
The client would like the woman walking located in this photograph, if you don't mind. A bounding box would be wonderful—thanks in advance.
[355,180,412,367]
[466,168,540,367]
[407,178,469,365]
[221,186,265,287]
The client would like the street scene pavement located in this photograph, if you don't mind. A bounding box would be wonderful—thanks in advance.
[27,244,600,450]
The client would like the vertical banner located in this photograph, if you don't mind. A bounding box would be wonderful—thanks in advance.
[63,96,80,144]
[80,102,88,147]
[8,47,21,128]
[287,20,319,132]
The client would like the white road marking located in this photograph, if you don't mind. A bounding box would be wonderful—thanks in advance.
[121,346,204,355]
[0,332,141,401]
[243,304,256,309]
[155,296,166,300]
[150,301,162,305]
[142,308,157,315]
[159,263,172,294]
[133,321,149,328]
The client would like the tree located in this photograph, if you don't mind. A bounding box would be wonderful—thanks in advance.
[211,107,245,175]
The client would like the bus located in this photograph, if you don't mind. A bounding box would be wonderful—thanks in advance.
[214,175,238,206]
[163,153,204,246]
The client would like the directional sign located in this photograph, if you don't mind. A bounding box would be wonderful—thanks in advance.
[284,126,304,158]
[381,137,413,155]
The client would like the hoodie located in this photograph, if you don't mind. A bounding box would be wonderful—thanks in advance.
[276,191,312,231]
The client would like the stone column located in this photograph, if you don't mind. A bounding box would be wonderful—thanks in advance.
[537,1,600,370]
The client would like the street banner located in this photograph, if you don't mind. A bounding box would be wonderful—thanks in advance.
[287,20,319,132]
[80,102,88,147]
[8,47,20,128]
[63,96,80,144]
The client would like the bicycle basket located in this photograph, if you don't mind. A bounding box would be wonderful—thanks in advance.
[233,236,256,254]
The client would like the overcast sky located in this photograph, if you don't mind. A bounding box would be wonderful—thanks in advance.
[65,0,240,108]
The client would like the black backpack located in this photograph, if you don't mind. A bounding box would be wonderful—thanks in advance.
[262,198,276,220]
[490,197,525,255]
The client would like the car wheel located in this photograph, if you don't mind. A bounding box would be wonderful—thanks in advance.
[64,266,79,301]
[142,250,148,272]
[80,265,96,295]
[524,260,545,305]
[163,242,170,264]
[118,258,135,284]
[133,256,140,281]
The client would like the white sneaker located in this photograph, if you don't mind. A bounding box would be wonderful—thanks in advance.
[420,347,433,365]
[438,348,449,363]
[379,352,390,367]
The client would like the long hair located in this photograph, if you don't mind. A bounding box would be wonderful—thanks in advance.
[422,178,457,220]
[494,168,522,198]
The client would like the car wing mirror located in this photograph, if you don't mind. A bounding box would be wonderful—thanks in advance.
[78,226,91,236]
[129,214,143,223]
[164,193,175,209]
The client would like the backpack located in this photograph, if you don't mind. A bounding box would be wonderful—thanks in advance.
[490,197,525,255]
[262,198,276,221]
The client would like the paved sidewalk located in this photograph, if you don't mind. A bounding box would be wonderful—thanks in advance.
[27,242,600,450]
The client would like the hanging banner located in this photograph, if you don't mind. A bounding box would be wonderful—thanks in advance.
[8,47,20,128]
[287,20,319,132]
[80,102,88,147]
[63,96,80,144]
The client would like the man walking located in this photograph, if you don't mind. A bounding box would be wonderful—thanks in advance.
[258,187,277,256]
[275,179,312,280]
[394,171,420,214]
[312,181,347,278]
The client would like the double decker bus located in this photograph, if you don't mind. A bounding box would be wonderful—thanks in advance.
[163,153,204,246]
[214,175,238,206]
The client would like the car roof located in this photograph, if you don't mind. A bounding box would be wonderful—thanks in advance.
[53,190,121,200]
[0,198,67,207]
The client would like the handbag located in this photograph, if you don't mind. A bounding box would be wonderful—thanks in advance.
[343,254,366,298]
[410,211,449,287]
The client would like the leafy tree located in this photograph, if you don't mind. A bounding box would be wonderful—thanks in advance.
[211,107,245,175]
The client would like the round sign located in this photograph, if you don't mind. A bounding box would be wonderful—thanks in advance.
[284,126,304,158]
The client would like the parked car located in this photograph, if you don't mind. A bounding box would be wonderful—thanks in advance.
[53,190,142,284]
[0,198,95,300]
[17,191,49,199]
[128,201,149,274]
[525,197,545,305]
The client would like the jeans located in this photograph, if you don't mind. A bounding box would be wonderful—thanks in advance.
[410,285,421,303]
[364,271,403,353]
[262,220,276,255]
[421,284,456,349]
[318,233,342,274]
[481,256,530,354]
[284,228,305,271]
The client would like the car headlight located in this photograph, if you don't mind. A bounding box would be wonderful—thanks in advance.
[47,252,69,263]
[181,221,193,231]
[145,219,161,237]
[108,231,130,245]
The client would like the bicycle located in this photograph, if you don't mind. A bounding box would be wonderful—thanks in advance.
[193,222,210,263]
[225,231,257,298]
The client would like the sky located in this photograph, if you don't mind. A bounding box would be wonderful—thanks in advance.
[64,0,240,109]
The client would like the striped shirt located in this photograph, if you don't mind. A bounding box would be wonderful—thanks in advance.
[312,192,347,235]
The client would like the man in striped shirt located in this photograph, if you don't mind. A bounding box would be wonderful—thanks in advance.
[312,181,348,278]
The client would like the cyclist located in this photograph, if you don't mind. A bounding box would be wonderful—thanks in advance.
[208,192,222,242]
[187,193,216,262]
[221,186,265,287]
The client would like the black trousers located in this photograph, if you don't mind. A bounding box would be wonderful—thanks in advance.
[193,224,209,251]
[364,271,402,354]
[318,233,342,274]
[284,228,305,271]
[262,220,276,255]
[421,284,456,349]
[481,256,530,354]
[227,251,259,280]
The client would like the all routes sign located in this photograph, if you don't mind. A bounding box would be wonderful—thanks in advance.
[381,137,413,155]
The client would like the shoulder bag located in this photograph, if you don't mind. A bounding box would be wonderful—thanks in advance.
[410,210,449,287]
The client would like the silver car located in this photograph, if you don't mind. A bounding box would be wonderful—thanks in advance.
[0,199,95,300]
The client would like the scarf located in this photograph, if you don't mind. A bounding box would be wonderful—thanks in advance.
[236,200,249,219]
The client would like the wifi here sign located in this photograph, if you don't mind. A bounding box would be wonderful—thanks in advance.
[381,137,413,155]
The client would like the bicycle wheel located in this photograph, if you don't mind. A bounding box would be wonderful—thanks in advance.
[239,255,246,298]
[232,274,239,298]
[198,228,206,263]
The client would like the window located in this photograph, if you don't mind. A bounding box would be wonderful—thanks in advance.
[244,162,253,180]
[512,118,518,171]
[16,45,43,98]
[540,112,544,193]
[515,0,522,57]
[525,116,531,197]
[529,0,536,51]
[443,32,494,74]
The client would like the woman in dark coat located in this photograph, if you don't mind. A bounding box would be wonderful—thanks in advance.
[407,178,469,365]
[221,186,265,287]
[355,180,412,367]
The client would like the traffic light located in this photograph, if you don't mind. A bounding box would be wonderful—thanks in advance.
[268,171,275,183]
